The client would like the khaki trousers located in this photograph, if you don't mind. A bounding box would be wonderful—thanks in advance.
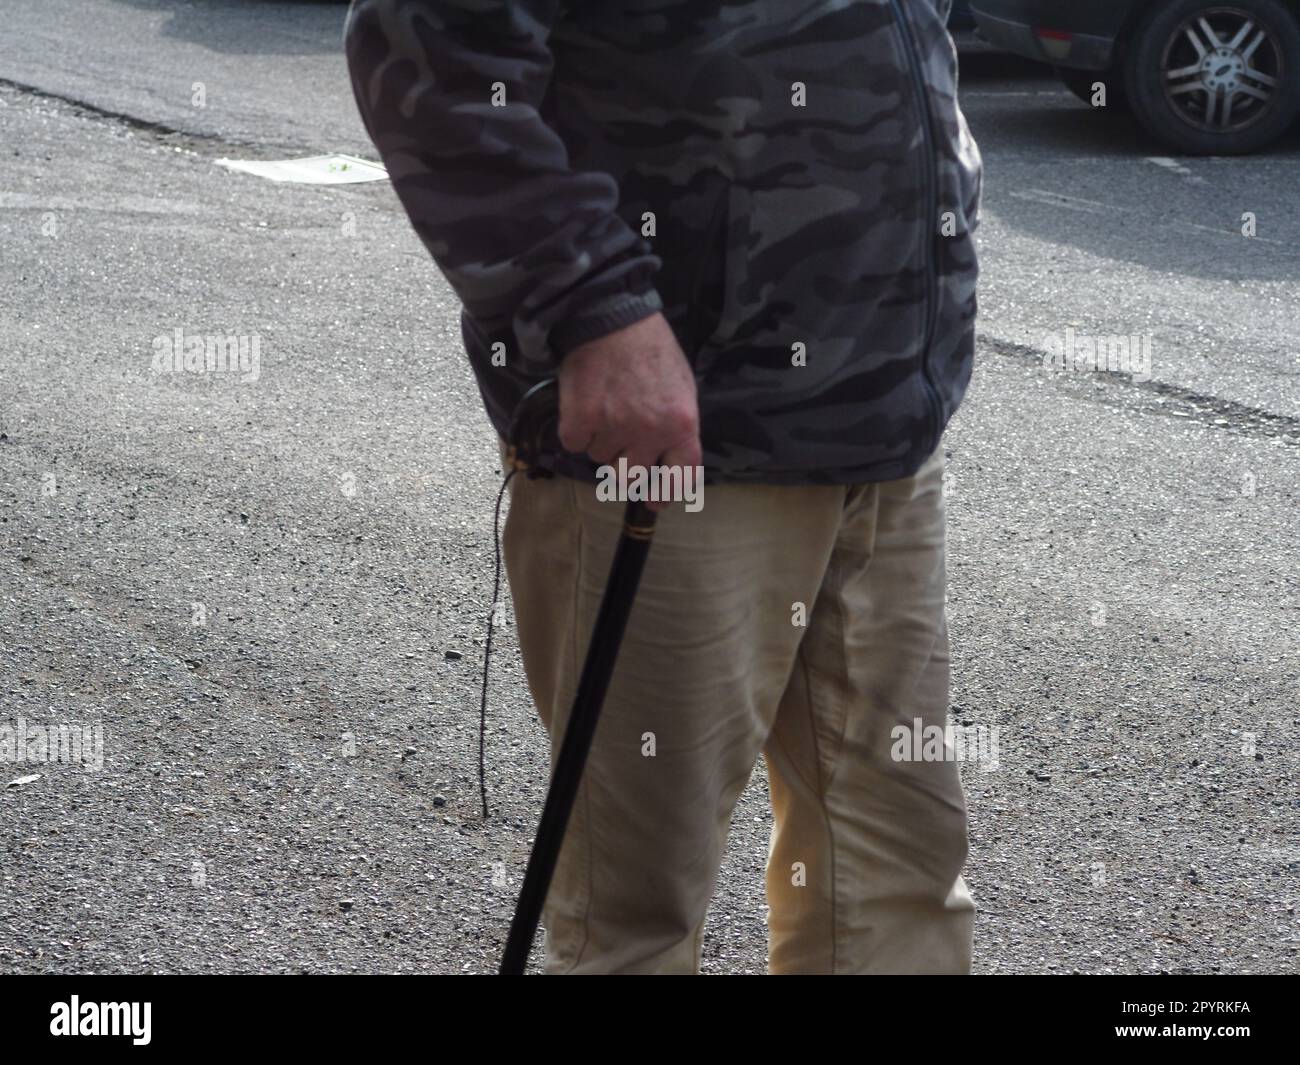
[501,445,974,974]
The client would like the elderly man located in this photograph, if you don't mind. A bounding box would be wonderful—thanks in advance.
[346,0,982,974]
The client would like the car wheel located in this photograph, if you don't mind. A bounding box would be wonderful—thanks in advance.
[1124,0,1300,154]
[1056,67,1130,111]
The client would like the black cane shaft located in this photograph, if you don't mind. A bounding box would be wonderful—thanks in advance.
[500,500,657,974]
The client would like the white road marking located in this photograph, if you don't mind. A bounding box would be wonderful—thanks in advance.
[1146,156,1207,184]
[1010,188,1117,214]
[214,154,388,184]
[1146,156,1194,175]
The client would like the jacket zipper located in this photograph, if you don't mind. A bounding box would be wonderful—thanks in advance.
[888,0,942,459]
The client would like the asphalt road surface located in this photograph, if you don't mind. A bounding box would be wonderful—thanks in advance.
[1,1,1296,974]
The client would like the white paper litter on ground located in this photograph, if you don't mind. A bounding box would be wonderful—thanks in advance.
[214,154,388,184]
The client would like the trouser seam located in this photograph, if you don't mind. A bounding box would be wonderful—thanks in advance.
[560,477,591,974]
[821,548,851,975]
[773,588,841,974]
[818,494,871,974]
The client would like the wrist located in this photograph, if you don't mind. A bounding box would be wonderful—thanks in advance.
[549,291,664,359]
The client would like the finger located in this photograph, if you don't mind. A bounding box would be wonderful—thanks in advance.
[557,409,595,455]
[644,436,703,512]
[660,433,703,474]
[585,429,626,466]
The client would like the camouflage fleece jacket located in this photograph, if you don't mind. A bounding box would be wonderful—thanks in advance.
[345,0,982,484]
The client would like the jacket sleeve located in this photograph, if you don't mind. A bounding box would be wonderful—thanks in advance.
[344,0,664,372]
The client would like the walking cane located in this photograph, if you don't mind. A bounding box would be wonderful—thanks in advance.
[499,379,659,974]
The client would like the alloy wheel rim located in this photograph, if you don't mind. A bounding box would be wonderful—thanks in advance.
[1161,7,1284,133]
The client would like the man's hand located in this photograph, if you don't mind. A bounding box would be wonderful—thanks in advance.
[557,312,702,511]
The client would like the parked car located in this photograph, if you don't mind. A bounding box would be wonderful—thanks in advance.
[970,0,1300,154]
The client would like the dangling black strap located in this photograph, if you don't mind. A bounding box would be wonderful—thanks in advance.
[478,466,516,819]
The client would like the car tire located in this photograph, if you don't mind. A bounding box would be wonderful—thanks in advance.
[1056,67,1130,111]
[1124,0,1300,154]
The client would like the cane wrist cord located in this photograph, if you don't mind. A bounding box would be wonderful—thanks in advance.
[479,467,516,819]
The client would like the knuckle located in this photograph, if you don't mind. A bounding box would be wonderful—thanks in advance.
[663,404,697,437]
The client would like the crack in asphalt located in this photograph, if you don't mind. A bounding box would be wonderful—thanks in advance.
[979,332,1300,444]
[0,76,300,155]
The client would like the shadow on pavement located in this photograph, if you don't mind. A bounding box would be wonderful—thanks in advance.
[957,49,1300,282]
[110,0,347,56]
